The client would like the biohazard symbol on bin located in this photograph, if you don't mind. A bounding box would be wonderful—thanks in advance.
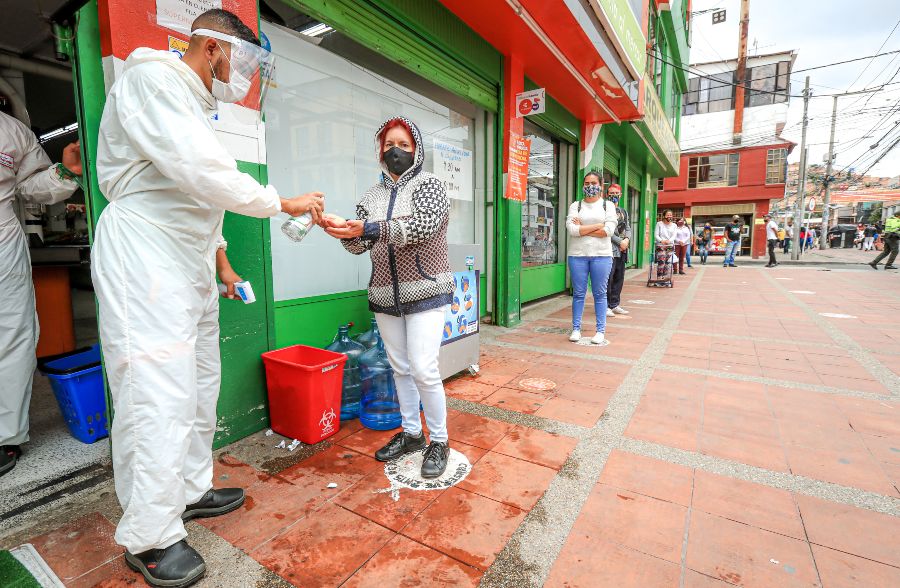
[319,408,337,436]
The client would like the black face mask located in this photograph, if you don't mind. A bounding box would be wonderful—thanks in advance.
[384,146,415,176]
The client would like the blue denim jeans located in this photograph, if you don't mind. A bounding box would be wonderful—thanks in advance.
[724,240,739,265]
[685,243,692,267]
[568,256,613,332]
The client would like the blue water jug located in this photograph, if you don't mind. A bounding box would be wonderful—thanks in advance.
[359,336,401,431]
[325,324,366,420]
[355,318,381,349]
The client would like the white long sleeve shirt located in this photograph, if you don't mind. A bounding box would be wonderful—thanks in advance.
[565,198,617,257]
[674,225,692,245]
[655,220,677,244]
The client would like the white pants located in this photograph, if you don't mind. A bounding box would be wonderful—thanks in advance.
[375,307,448,443]
[92,207,219,553]
[0,218,37,446]
[864,236,874,250]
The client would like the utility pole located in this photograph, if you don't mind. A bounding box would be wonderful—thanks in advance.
[732,0,750,144]
[820,95,838,249]
[792,76,811,261]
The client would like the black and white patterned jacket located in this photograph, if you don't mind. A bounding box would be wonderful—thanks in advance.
[341,116,454,316]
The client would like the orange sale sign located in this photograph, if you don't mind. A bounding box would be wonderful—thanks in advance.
[505,133,531,202]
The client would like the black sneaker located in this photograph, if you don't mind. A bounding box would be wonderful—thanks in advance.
[421,441,450,479]
[182,488,245,521]
[886,265,898,270]
[0,446,21,477]
[869,262,879,270]
[374,431,426,462]
[728,264,737,268]
[125,540,206,588]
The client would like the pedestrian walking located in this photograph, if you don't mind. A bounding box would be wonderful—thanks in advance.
[565,171,617,344]
[869,210,900,270]
[674,218,691,274]
[863,224,876,251]
[765,213,779,267]
[605,183,630,317]
[723,215,741,267]
[697,223,712,265]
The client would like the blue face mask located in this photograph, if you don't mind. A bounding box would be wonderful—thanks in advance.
[607,193,620,204]
[583,184,601,197]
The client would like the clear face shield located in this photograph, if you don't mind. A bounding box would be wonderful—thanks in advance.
[191,28,275,113]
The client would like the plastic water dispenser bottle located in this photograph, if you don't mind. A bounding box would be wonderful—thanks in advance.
[325,324,366,420]
[281,212,314,242]
[354,317,381,350]
[359,336,401,431]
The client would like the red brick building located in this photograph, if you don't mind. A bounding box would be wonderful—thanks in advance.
[659,51,796,258]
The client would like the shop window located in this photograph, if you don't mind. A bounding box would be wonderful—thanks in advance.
[687,153,740,188]
[766,148,788,184]
[262,22,480,301]
[522,121,560,268]
[657,178,665,191]
[603,169,619,190]
[683,72,735,115]
[744,61,790,107]
[627,185,640,264]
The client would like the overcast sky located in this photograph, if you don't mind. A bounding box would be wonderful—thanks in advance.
[688,0,900,178]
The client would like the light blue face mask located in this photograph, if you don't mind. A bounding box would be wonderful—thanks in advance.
[583,184,601,197]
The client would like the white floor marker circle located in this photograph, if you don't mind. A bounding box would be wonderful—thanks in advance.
[819,312,857,319]
[519,377,557,391]
[630,300,655,305]
[576,338,609,346]
[380,449,472,500]
[789,290,816,294]
[775,277,793,280]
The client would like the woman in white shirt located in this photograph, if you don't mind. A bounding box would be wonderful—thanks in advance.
[655,209,677,245]
[673,218,692,274]
[565,171,618,345]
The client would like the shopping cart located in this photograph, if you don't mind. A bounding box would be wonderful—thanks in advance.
[647,243,674,288]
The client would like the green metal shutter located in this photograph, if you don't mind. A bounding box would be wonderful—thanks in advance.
[287,0,501,111]
[604,150,620,175]
[628,166,642,190]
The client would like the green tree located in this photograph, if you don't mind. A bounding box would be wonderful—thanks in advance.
[868,203,883,224]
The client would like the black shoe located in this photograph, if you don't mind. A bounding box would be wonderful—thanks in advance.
[0,445,21,477]
[374,431,426,462]
[869,262,878,270]
[765,264,773,268]
[886,265,898,270]
[678,271,686,275]
[182,488,245,521]
[125,540,206,588]
[421,441,450,479]
[728,264,737,268]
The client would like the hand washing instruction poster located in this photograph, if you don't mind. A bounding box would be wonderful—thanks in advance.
[441,270,479,345]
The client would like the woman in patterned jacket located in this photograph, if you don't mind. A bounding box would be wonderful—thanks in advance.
[324,116,454,478]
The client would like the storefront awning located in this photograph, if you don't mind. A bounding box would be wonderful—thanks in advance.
[439,0,643,124]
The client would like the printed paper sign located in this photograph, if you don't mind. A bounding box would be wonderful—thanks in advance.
[156,0,221,34]
[516,88,545,117]
[167,35,189,58]
[433,140,473,201]
[442,270,479,346]
[505,133,531,202]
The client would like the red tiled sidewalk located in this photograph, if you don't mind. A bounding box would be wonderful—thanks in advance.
[547,450,900,588]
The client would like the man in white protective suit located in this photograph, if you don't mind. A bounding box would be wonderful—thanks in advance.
[91,9,323,587]
[0,111,81,478]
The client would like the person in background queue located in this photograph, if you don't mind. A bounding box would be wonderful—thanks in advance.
[723,215,741,267]
[565,171,617,344]
[91,9,323,587]
[0,111,81,478]
[697,222,712,265]
[673,217,691,275]
[324,116,454,479]
[605,183,630,317]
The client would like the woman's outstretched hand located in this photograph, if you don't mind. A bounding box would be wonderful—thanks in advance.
[325,219,365,239]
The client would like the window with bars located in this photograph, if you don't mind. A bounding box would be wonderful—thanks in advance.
[766,148,788,184]
[657,178,664,191]
[687,153,740,188]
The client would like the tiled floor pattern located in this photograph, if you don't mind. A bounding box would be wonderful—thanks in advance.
[20,265,900,587]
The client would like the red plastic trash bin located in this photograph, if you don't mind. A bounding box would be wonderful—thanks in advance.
[261,345,347,444]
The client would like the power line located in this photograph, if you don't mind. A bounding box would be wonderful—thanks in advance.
[845,18,900,91]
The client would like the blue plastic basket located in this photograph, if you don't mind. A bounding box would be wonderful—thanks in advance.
[39,345,108,444]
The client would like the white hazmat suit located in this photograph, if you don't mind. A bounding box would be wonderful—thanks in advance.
[92,49,281,554]
[0,111,78,448]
